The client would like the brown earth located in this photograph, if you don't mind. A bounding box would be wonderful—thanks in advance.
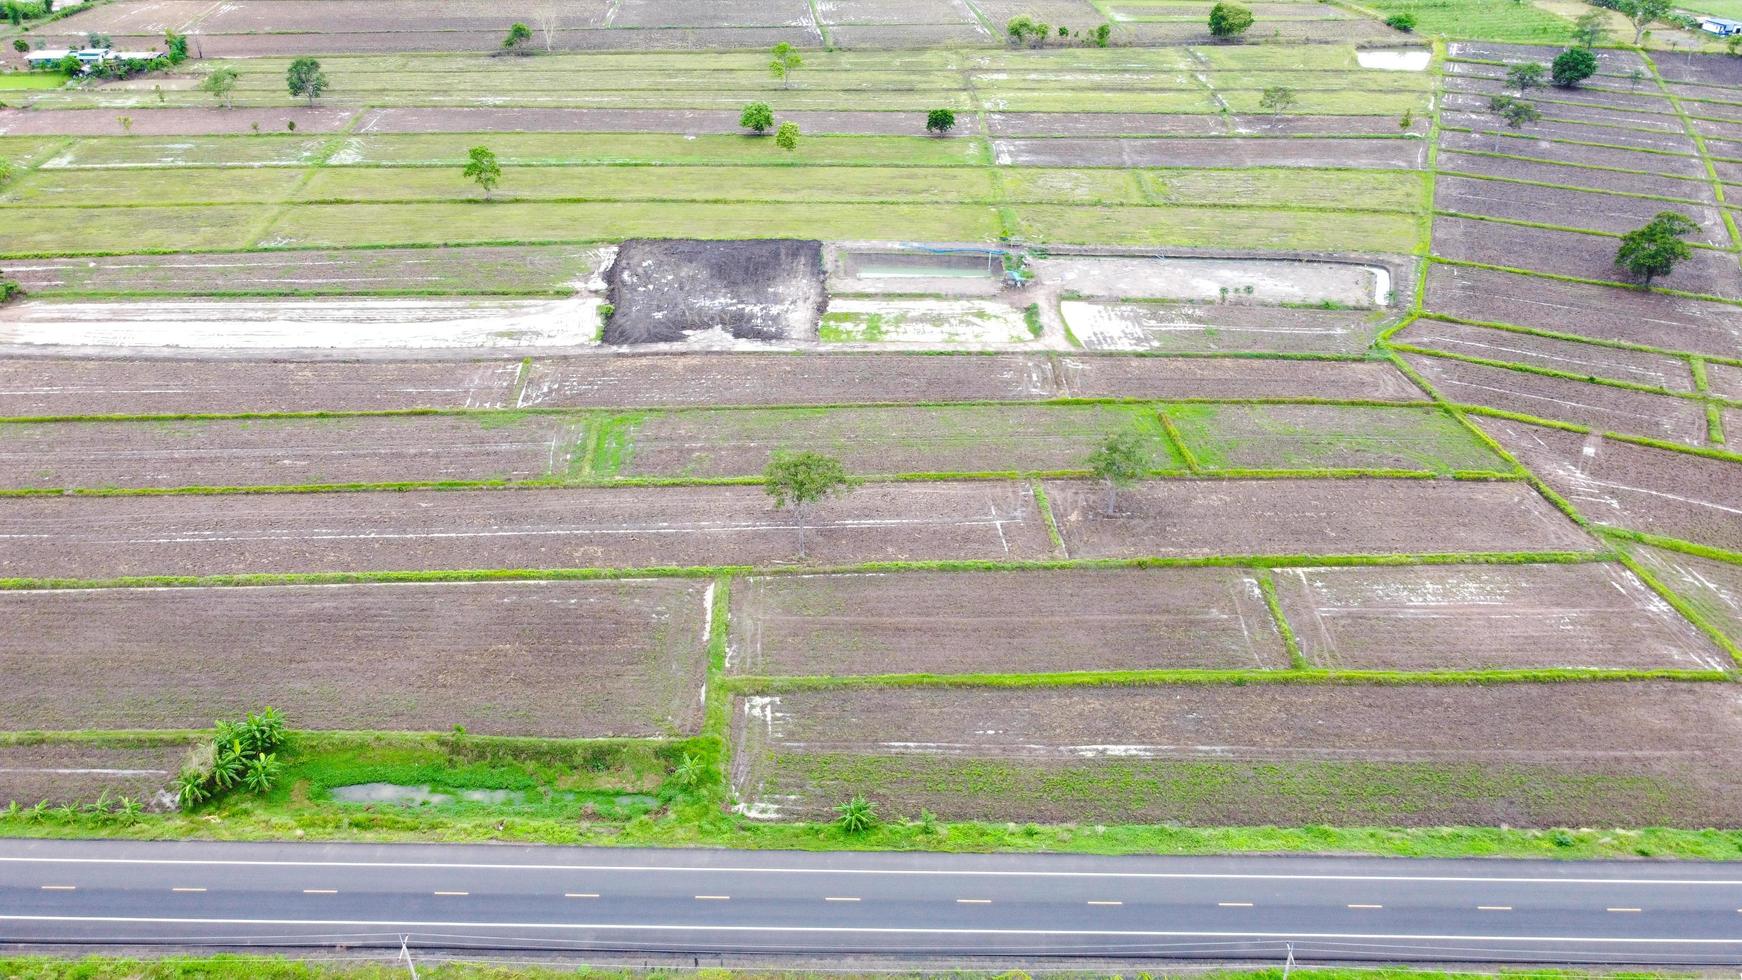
[1043,477,1597,558]
[54,26,824,56]
[1393,320,1697,391]
[355,107,959,136]
[987,113,1423,138]
[1627,543,1742,649]
[727,567,1288,676]
[0,481,1053,579]
[729,682,1742,825]
[1064,303,1389,356]
[817,0,979,26]
[1431,217,1741,299]
[1437,129,1709,178]
[1436,175,1728,243]
[1273,562,1728,671]
[0,414,585,490]
[604,239,826,344]
[1652,53,1742,87]
[1707,361,1742,399]
[190,0,612,33]
[1058,357,1421,401]
[1448,44,1646,73]
[1481,417,1742,552]
[0,742,186,809]
[992,138,1424,169]
[1433,150,1713,202]
[1441,94,1688,133]
[0,579,709,737]
[0,357,524,417]
[1404,352,1710,445]
[828,23,989,46]
[1441,115,1696,153]
[611,0,813,29]
[1695,117,1742,142]
[614,404,1178,478]
[0,108,353,136]
[1421,264,1742,359]
[1443,74,1676,114]
[7,246,599,295]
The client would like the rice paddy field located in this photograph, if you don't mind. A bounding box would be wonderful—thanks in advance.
[2,0,1742,861]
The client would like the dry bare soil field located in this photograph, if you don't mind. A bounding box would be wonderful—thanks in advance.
[0,4,1741,853]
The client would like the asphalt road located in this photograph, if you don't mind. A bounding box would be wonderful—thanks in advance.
[3,839,1742,964]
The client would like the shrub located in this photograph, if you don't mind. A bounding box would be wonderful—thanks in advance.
[1208,1,1254,38]
[1550,47,1597,88]
[1384,12,1415,30]
[1090,22,1111,46]
[176,708,289,812]
[502,21,532,51]
[774,120,800,151]
[836,796,877,833]
[738,100,774,133]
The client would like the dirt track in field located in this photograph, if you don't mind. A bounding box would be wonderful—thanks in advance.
[728,567,1287,676]
[0,481,1052,579]
[0,579,710,736]
[730,682,1742,825]
[1044,477,1597,558]
[1273,562,1729,671]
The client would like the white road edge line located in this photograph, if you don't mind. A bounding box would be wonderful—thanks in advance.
[1219,902,1254,908]
[170,888,206,893]
[302,889,337,895]
[956,899,992,904]
[1348,904,1383,909]
[39,885,75,891]
[1478,906,1512,911]
[565,893,599,899]
[2,914,1738,944]
[1,856,1732,887]
[1087,901,1123,906]
[824,897,860,902]
[433,892,468,897]
[695,895,729,901]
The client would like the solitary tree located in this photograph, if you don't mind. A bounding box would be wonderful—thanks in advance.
[1258,85,1297,116]
[1572,10,1609,47]
[1208,1,1254,39]
[1086,429,1152,515]
[1485,94,1541,148]
[286,57,327,106]
[925,107,956,135]
[739,101,774,133]
[1621,0,1668,45]
[775,119,800,151]
[502,21,533,52]
[763,450,851,557]
[1616,211,1698,285]
[199,65,238,109]
[1550,47,1597,88]
[769,41,802,88]
[1505,61,1544,91]
[463,145,501,199]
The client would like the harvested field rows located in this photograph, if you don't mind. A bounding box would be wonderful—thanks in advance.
[1043,478,1596,558]
[1628,543,1742,650]
[1060,302,1389,355]
[0,579,711,736]
[1273,563,1729,671]
[0,742,185,809]
[1431,218,1741,298]
[1436,175,1729,243]
[1394,320,1697,391]
[730,682,1742,825]
[0,481,1054,579]
[1404,352,1712,445]
[1482,418,1742,552]
[728,568,1289,675]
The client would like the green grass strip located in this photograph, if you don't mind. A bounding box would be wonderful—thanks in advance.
[1257,569,1306,669]
[1597,527,1742,568]
[1153,404,1202,473]
[1030,479,1067,557]
[1612,547,1742,670]
[724,667,1729,692]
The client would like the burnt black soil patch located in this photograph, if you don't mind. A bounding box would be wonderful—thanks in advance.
[604,239,827,344]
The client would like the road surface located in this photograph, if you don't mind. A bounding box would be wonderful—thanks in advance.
[3,839,1741,964]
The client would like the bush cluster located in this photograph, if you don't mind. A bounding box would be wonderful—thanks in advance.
[175,708,289,811]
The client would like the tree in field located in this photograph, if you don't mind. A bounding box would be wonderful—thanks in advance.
[1208,1,1254,39]
[925,107,956,135]
[739,101,774,133]
[763,450,851,557]
[502,21,533,52]
[1616,211,1697,285]
[1505,61,1544,91]
[1006,15,1050,45]
[1485,94,1540,148]
[769,41,802,88]
[775,120,800,151]
[1086,429,1152,515]
[1089,22,1111,46]
[1550,46,1597,88]
[1621,0,1668,45]
[286,57,327,106]
[200,65,238,108]
[463,145,501,199]
[1258,85,1297,116]
[1572,10,1609,47]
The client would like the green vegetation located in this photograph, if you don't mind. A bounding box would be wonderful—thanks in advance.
[769,41,803,88]
[836,795,878,833]
[502,21,533,51]
[1164,404,1511,474]
[775,120,800,151]
[1361,0,1573,41]
[1551,46,1598,88]
[461,144,502,199]
[285,57,327,105]
[925,107,956,135]
[1086,429,1153,513]
[763,450,853,557]
[738,100,774,133]
[1385,12,1417,30]
[1616,211,1698,285]
[175,709,287,811]
[199,65,240,108]
[1209,1,1255,38]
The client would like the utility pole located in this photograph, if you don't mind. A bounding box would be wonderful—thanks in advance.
[399,935,419,980]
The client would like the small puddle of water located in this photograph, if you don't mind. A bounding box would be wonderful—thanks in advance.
[327,782,660,812]
[1357,49,1431,71]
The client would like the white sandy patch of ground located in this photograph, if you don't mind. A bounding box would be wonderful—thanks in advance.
[1358,49,1432,71]
[0,296,601,350]
[1061,300,1375,353]
[820,298,1037,346]
[1031,255,1391,307]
